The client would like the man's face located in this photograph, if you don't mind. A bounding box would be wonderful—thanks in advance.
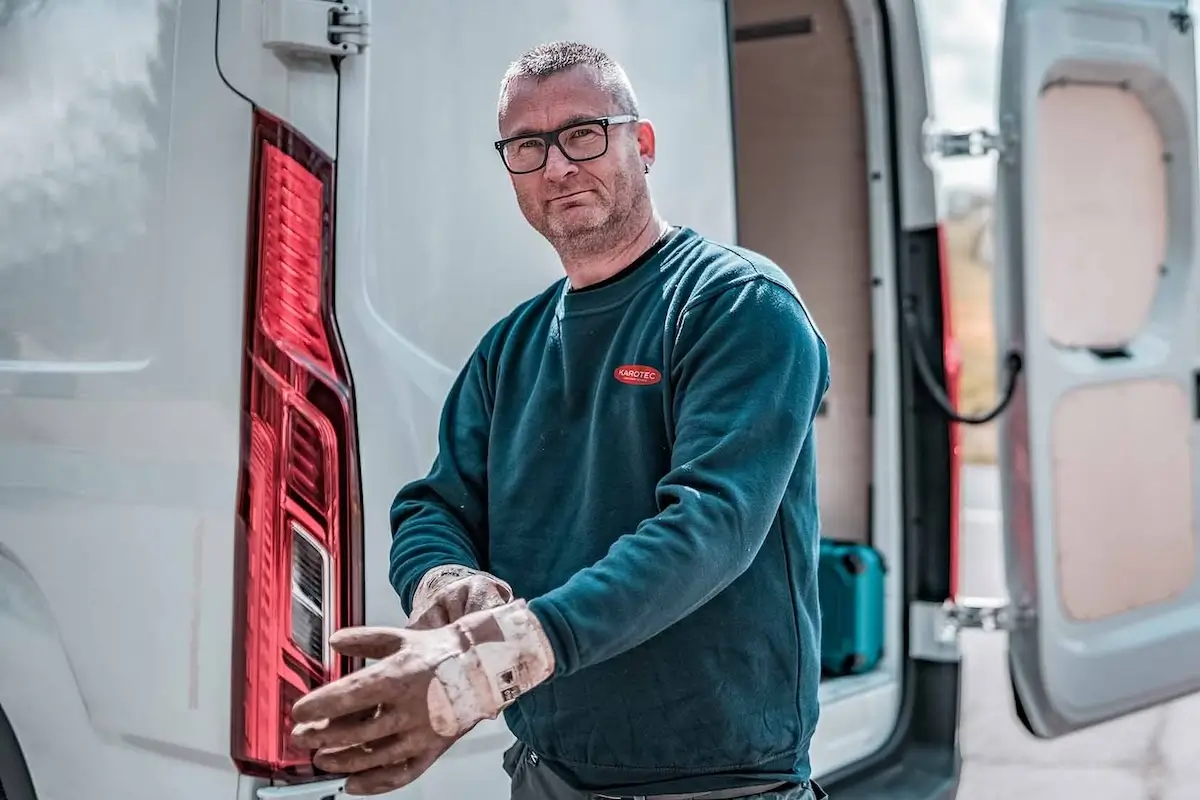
[498,67,653,252]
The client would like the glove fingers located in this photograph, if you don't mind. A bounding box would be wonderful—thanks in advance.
[292,703,400,751]
[407,602,452,631]
[312,725,445,774]
[341,739,448,795]
[329,627,407,659]
[290,657,410,724]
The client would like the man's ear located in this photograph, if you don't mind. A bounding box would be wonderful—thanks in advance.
[636,119,657,171]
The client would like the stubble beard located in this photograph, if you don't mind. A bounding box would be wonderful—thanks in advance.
[534,168,650,262]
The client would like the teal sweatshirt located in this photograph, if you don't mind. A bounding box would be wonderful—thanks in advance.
[390,227,830,796]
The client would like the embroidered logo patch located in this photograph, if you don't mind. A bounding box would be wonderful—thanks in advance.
[614,365,662,386]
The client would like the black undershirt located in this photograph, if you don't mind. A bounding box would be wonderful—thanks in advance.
[567,226,681,294]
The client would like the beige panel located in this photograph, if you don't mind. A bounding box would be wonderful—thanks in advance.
[1037,85,1167,349]
[1052,380,1195,621]
[732,0,874,542]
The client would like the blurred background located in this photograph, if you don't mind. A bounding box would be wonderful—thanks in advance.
[918,0,1003,467]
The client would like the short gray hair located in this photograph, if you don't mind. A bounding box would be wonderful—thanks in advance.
[497,41,640,121]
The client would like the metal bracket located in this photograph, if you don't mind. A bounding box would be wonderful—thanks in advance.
[263,0,370,58]
[909,597,1030,663]
[927,128,1003,159]
[942,596,1026,632]
[258,778,345,799]
[925,116,1019,167]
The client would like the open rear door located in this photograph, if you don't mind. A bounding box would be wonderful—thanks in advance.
[994,0,1200,737]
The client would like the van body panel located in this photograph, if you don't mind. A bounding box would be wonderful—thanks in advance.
[215,0,340,156]
[0,549,240,799]
[996,0,1200,736]
[0,0,253,795]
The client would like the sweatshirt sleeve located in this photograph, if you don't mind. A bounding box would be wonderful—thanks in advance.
[389,342,494,615]
[528,276,830,677]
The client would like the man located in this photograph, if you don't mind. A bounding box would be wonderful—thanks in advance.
[290,41,831,800]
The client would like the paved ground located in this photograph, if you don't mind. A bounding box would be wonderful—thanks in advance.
[953,466,1200,799]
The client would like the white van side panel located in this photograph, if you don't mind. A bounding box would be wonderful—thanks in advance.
[215,0,340,156]
[0,0,253,796]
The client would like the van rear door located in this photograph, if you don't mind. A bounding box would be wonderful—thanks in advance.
[995,0,1200,735]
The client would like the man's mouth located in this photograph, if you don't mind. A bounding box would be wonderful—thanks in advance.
[549,190,592,204]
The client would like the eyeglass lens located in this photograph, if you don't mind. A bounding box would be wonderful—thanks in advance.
[500,122,609,173]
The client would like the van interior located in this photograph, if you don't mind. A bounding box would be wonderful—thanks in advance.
[733,0,874,553]
[732,0,881,644]
[727,0,903,773]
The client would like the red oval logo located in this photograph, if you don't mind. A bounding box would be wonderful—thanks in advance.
[614,365,662,386]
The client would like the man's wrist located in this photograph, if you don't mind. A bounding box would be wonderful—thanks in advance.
[426,600,555,736]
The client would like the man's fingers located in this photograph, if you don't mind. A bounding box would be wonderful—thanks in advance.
[290,660,401,724]
[329,626,407,660]
[342,743,447,796]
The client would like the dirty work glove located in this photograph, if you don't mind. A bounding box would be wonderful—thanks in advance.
[290,600,555,796]
[408,565,514,630]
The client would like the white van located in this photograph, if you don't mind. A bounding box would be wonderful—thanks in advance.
[1,0,1198,798]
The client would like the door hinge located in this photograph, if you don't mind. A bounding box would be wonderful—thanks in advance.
[941,596,1027,632]
[926,128,1003,159]
[909,597,1030,663]
[1170,5,1192,34]
[263,0,370,58]
[925,117,1019,166]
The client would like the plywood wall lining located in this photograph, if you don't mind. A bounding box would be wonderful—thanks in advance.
[732,0,874,543]
[1036,84,1166,349]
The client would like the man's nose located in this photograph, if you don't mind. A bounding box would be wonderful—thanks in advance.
[543,145,578,181]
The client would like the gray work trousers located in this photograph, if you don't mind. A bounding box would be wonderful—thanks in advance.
[504,741,825,800]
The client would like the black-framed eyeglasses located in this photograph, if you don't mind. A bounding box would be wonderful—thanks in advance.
[494,115,639,175]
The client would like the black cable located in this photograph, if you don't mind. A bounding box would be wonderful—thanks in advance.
[903,306,1023,425]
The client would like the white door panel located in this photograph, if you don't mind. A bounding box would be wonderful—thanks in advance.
[334,2,735,796]
[215,0,341,156]
[995,0,1200,736]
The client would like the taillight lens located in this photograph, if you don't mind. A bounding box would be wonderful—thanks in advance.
[936,223,962,599]
[234,111,363,777]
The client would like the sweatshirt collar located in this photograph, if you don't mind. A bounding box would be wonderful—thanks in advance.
[558,226,690,317]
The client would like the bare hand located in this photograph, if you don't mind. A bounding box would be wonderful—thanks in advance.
[408,567,513,630]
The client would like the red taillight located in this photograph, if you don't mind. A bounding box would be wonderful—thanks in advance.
[233,111,363,777]
[936,223,963,600]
